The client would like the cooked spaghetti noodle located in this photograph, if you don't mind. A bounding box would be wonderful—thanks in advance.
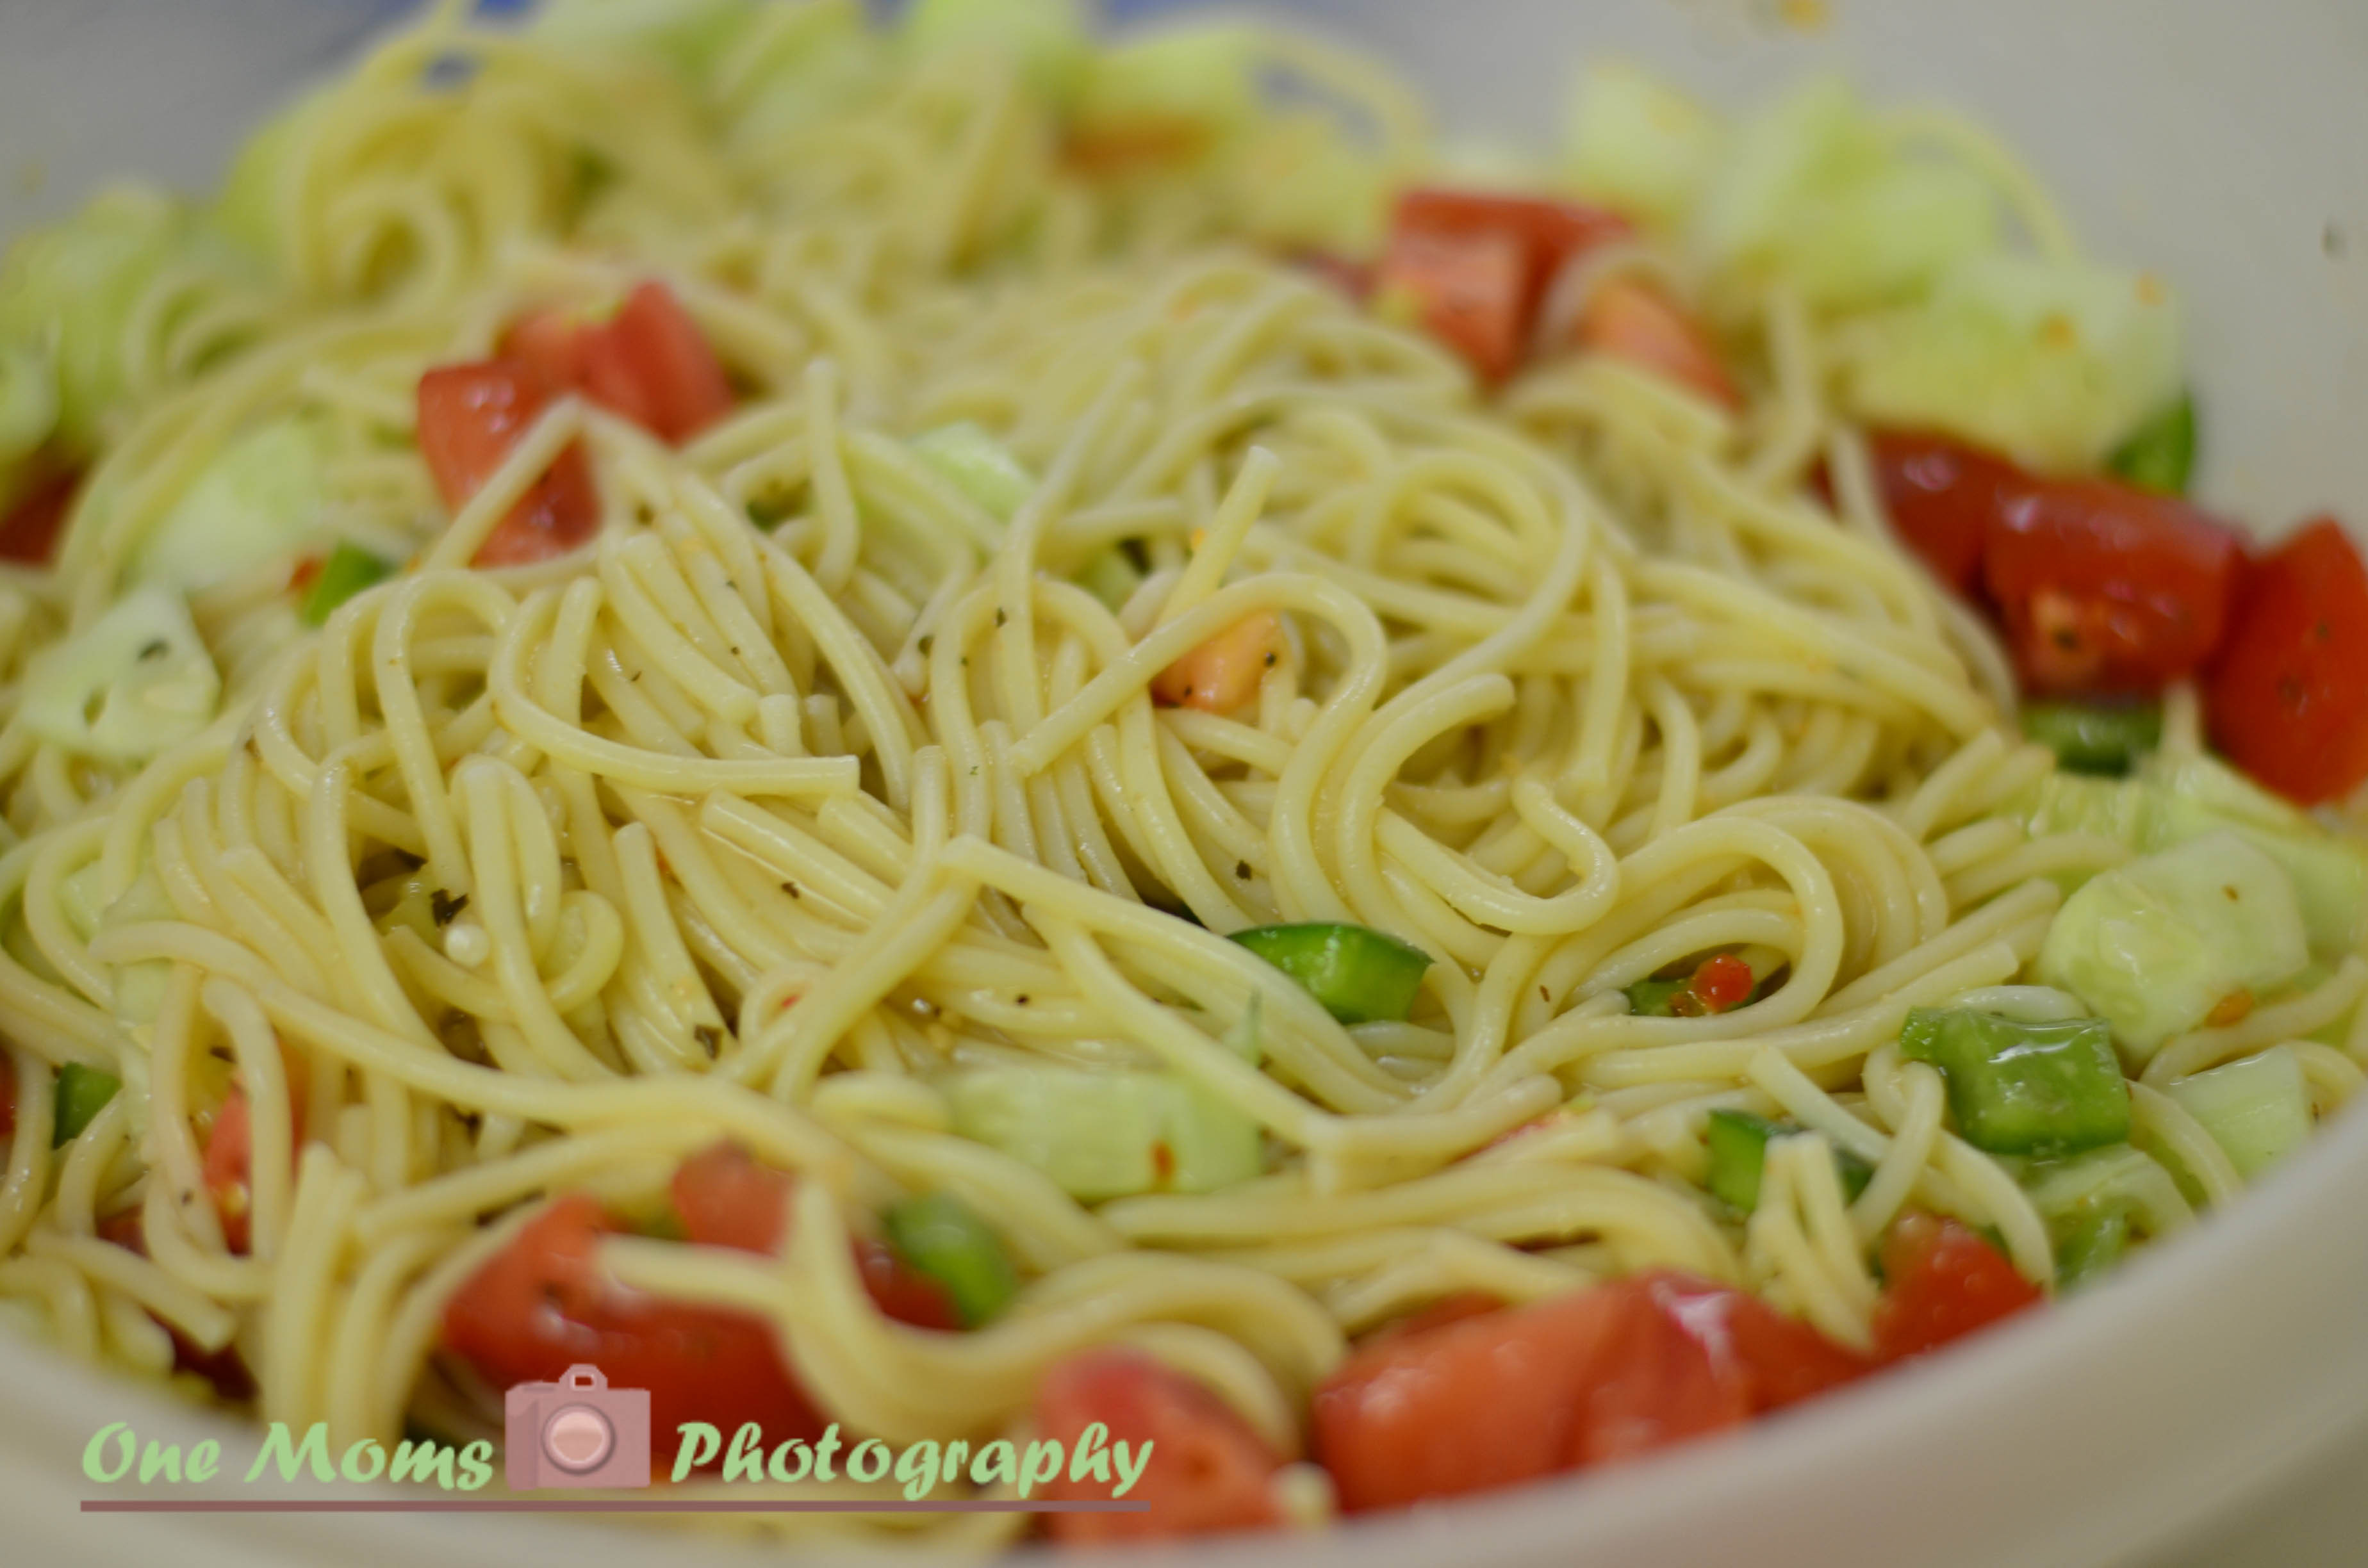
[0,0,2360,1546]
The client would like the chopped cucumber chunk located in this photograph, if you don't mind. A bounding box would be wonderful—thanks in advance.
[137,416,330,591]
[912,422,1035,523]
[2021,1142,2193,1239]
[2109,393,2196,496]
[1690,76,1996,313]
[1077,548,1144,612]
[1898,1008,2130,1157]
[53,1061,120,1147]
[1230,922,1432,1024]
[1561,61,1724,227]
[1841,254,2185,475]
[1625,975,1693,1017]
[2018,751,2368,954]
[1072,20,1263,144]
[1703,1108,1873,1214]
[945,1065,1263,1202]
[882,1192,1020,1327]
[2037,832,2310,1060]
[2021,701,2161,778]
[2052,1205,2130,1293]
[2165,1045,2314,1180]
[904,0,1091,104]
[21,585,220,762]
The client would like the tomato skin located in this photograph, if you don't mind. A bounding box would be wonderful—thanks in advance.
[1374,226,1532,384]
[498,282,732,446]
[1872,1214,2042,1363]
[670,1141,792,1254]
[606,282,734,443]
[442,1194,826,1457]
[668,1141,960,1331]
[1574,278,1738,409]
[1311,1282,1743,1514]
[2205,517,2368,805]
[201,1089,255,1254]
[1983,479,2246,696]
[1632,1271,1871,1412]
[1868,429,2028,596]
[1394,189,1632,319]
[1035,1348,1285,1543]
[415,360,601,568]
[1378,190,1634,383]
[0,466,78,566]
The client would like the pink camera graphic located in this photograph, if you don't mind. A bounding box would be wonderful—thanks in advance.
[503,1364,652,1490]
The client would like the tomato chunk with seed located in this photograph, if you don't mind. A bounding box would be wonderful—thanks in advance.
[1575,278,1738,409]
[1035,1348,1284,1543]
[1872,1214,2041,1362]
[416,359,600,568]
[1983,479,2245,696]
[2205,517,2368,804]
[202,1057,308,1257]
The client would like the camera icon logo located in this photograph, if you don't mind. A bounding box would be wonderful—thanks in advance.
[503,1364,652,1490]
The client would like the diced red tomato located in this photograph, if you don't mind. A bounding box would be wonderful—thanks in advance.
[668,1141,960,1331]
[498,281,732,446]
[1689,954,1757,1014]
[1868,429,2032,596]
[1632,1272,1871,1412]
[1314,1275,1867,1514]
[1312,1281,1740,1514]
[200,1054,309,1256]
[605,283,734,443]
[1367,1291,1508,1347]
[94,1206,258,1401]
[1871,1214,2041,1363]
[1152,612,1286,712]
[443,1193,826,1458]
[415,360,601,568]
[1374,227,1532,384]
[1376,190,1634,384]
[1984,479,2246,696]
[200,1088,254,1254]
[1035,1348,1285,1543]
[2204,517,2368,805]
[1574,278,1738,409]
[0,465,78,566]
[670,1141,792,1254]
[1394,190,1633,320]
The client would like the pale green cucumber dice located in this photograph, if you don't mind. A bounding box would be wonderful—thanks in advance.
[21,586,220,762]
[2037,831,2309,1061]
[946,1065,1263,1202]
[2166,1046,2315,1180]
[136,416,330,591]
[1561,61,1725,227]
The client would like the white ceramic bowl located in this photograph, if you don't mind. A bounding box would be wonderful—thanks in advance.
[4,3,2367,1565]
